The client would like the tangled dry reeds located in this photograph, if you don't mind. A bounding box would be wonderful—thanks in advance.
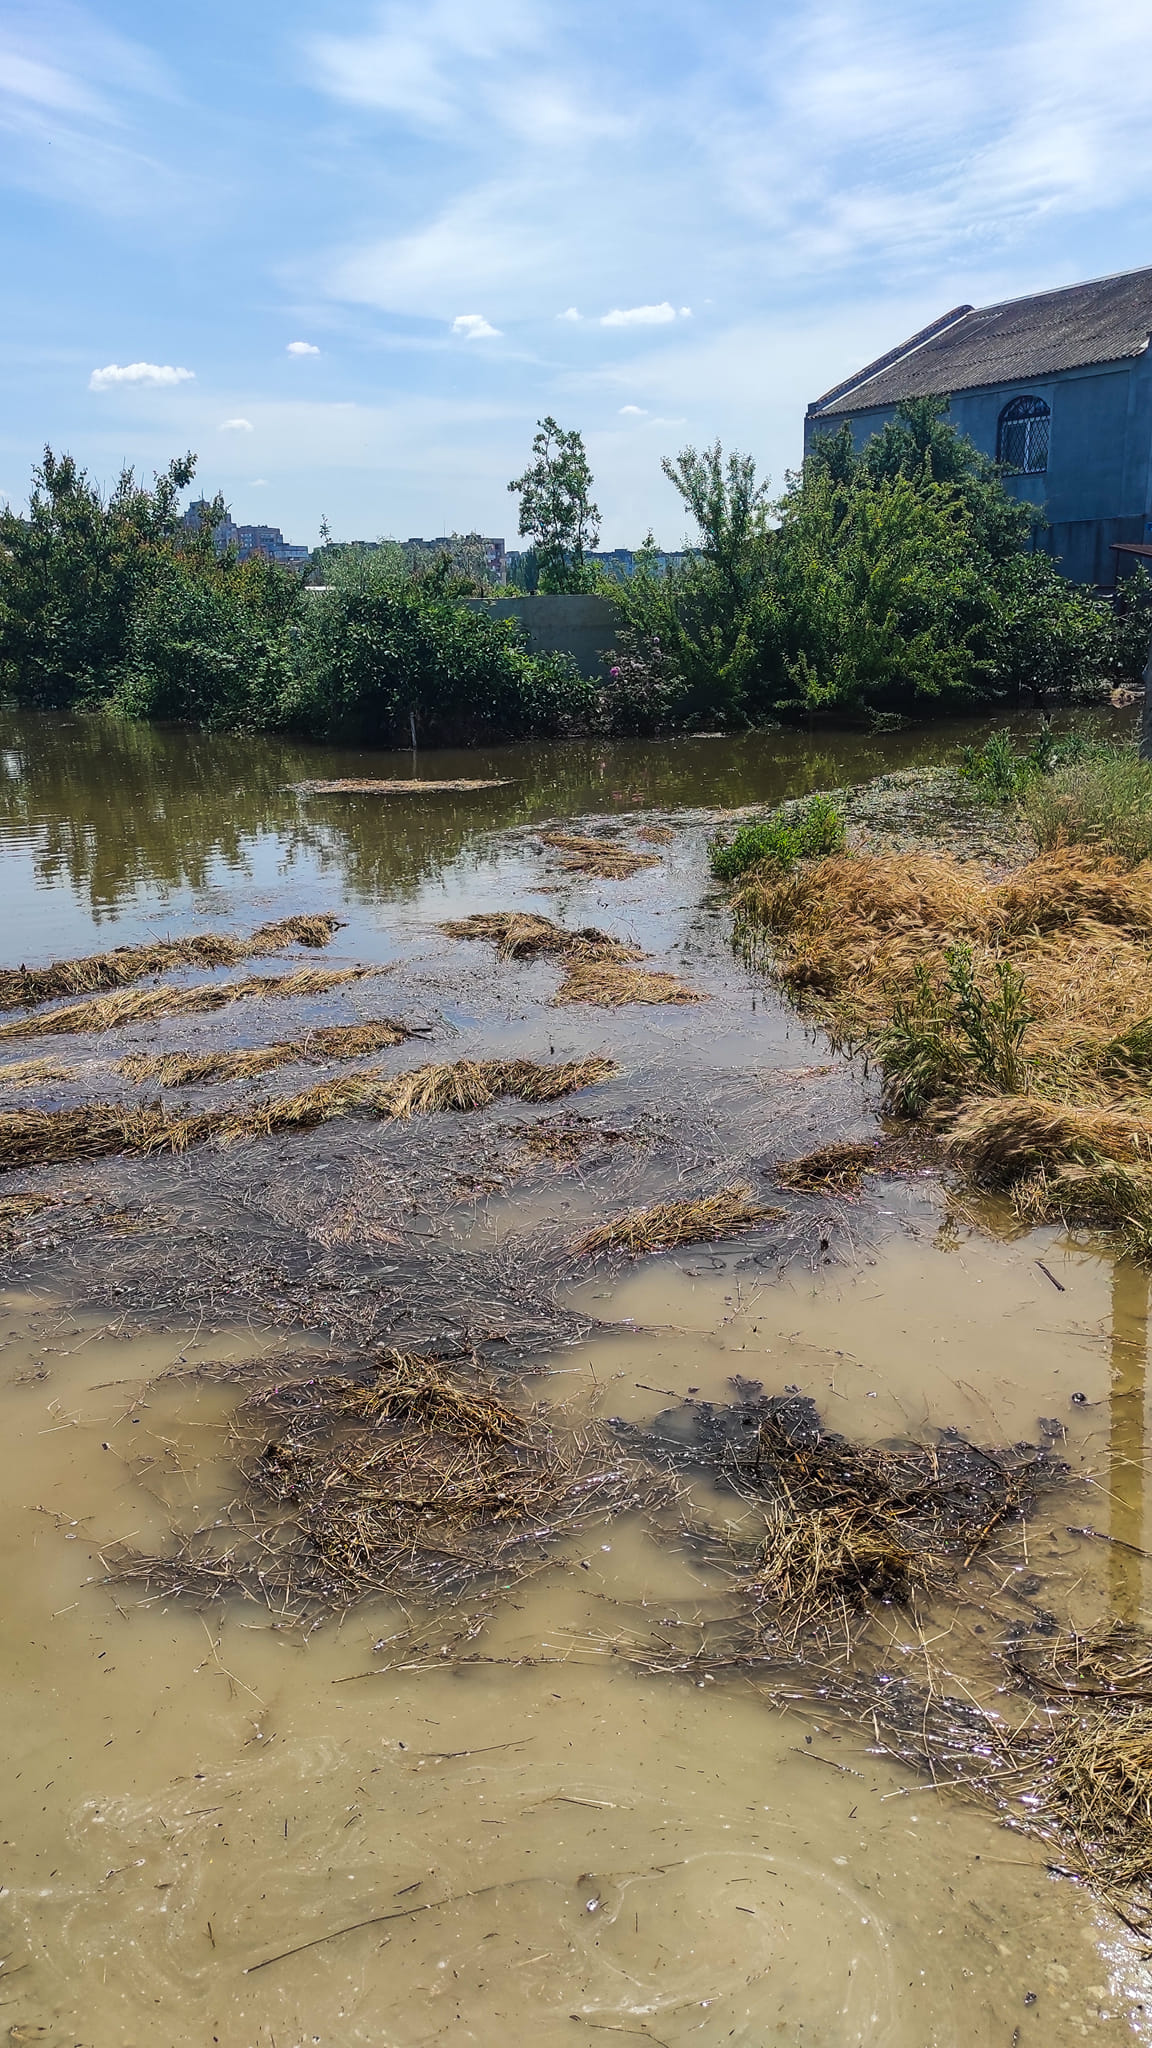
[575,1185,779,1258]
[539,832,661,880]
[0,1058,73,1091]
[120,1019,425,1088]
[0,914,342,1011]
[0,1056,619,1174]
[293,778,510,795]
[0,966,385,1043]
[439,911,639,963]
[114,1347,665,1609]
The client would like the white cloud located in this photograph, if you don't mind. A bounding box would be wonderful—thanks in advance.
[619,404,647,415]
[249,478,268,487]
[451,312,501,339]
[679,307,692,317]
[219,417,253,432]
[89,361,195,391]
[287,340,320,355]
[558,307,581,321]
[600,303,677,328]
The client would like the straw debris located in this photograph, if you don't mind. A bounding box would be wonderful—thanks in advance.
[439,911,639,963]
[539,832,661,879]
[114,1347,665,1610]
[576,1186,780,1258]
[0,966,384,1042]
[0,1056,618,1174]
[0,1058,73,1090]
[0,914,342,1011]
[120,1019,424,1088]
[553,960,706,1007]
[774,1142,877,1193]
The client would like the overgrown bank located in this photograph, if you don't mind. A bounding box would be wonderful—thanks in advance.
[721,734,1152,1259]
[4,400,1151,746]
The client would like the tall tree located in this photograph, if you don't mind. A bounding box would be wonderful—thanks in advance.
[508,417,599,590]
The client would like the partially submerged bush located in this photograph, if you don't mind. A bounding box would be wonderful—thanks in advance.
[710,794,846,882]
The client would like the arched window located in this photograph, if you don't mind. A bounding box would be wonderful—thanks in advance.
[997,395,1050,474]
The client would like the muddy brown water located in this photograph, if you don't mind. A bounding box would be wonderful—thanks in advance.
[2,707,1151,2044]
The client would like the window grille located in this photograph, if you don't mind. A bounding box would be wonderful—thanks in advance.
[997,395,1050,474]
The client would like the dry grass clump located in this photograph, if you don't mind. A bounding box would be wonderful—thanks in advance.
[0,966,383,1042]
[637,824,675,845]
[750,1501,937,1636]
[1039,1707,1152,1906]
[0,1056,618,1174]
[0,1058,73,1090]
[553,960,706,1007]
[774,1142,877,1193]
[943,1094,1152,1182]
[439,911,639,963]
[0,1189,56,1232]
[0,913,342,1011]
[120,1019,420,1088]
[576,1185,779,1258]
[539,832,661,879]
[115,1348,663,1609]
[293,778,510,795]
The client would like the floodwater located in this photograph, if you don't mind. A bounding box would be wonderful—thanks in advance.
[2,706,1151,2045]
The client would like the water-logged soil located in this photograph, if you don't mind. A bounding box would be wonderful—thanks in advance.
[2,706,1152,2044]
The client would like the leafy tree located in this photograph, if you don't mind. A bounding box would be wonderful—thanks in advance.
[507,418,599,591]
[0,448,197,706]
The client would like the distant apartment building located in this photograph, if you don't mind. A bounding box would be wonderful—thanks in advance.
[182,500,310,567]
[506,546,689,582]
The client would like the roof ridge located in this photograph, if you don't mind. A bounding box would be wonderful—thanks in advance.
[808,305,973,416]
[969,262,1152,320]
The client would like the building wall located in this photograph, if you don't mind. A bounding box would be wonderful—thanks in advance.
[803,350,1152,584]
[468,594,620,678]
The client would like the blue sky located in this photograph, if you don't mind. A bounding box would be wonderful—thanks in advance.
[2,0,1152,549]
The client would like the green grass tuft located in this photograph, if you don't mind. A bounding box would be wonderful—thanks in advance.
[710,794,846,883]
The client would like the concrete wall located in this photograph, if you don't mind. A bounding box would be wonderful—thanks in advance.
[470,594,621,678]
[803,350,1152,584]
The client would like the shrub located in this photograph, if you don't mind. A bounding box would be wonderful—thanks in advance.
[1022,748,1152,867]
[598,631,688,735]
[877,944,1032,1114]
[710,794,846,882]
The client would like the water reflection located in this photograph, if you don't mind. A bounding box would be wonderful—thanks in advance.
[0,706,1078,921]
[1109,1257,1149,1620]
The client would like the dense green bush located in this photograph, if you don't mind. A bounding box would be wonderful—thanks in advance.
[710,794,846,881]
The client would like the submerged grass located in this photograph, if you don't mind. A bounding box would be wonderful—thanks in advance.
[0,1058,73,1090]
[0,913,342,1011]
[553,960,706,1007]
[538,832,661,879]
[439,911,639,963]
[0,966,385,1042]
[575,1185,780,1259]
[114,1346,664,1609]
[0,1056,619,1174]
[120,1019,424,1088]
[774,1142,877,1193]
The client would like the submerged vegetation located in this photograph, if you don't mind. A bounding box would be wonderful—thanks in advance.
[710,793,846,881]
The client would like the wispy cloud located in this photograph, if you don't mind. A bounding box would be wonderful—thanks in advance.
[219,417,253,431]
[451,313,501,340]
[601,304,678,328]
[89,361,194,390]
[0,3,179,215]
[619,404,647,415]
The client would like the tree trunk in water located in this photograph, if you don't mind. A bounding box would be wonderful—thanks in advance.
[1142,633,1152,762]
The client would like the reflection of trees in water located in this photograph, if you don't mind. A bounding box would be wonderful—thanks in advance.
[0,708,985,917]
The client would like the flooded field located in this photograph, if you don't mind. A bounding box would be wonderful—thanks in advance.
[2,706,1151,2045]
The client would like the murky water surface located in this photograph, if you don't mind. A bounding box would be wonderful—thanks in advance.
[2,708,1152,2044]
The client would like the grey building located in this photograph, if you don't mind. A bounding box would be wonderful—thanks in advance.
[804,266,1152,585]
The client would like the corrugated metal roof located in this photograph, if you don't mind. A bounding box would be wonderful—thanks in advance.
[809,267,1152,418]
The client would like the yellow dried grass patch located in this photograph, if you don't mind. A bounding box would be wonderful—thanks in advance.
[120,1019,417,1088]
[0,913,342,1011]
[0,1056,618,1174]
[0,1058,73,1090]
[539,832,661,879]
[575,1185,780,1258]
[553,960,706,1007]
[0,966,384,1042]
[943,1094,1152,1181]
